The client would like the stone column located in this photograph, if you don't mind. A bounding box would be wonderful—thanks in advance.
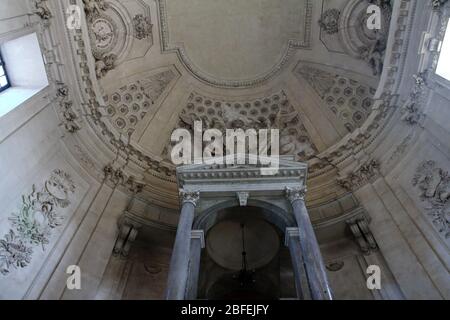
[285,228,311,300]
[285,187,333,300]
[165,191,200,300]
[185,230,205,300]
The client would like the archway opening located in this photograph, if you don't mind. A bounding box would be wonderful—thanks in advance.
[196,206,296,300]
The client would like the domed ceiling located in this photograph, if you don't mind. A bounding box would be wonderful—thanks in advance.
[72,0,392,209]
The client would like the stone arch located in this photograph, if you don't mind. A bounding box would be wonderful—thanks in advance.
[193,198,295,234]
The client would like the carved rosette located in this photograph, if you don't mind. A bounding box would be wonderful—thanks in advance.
[179,191,200,207]
[285,187,307,203]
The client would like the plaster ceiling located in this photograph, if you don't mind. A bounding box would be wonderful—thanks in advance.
[158,0,311,84]
[75,0,393,208]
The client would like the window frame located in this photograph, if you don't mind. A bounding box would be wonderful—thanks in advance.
[435,17,450,82]
[0,49,11,93]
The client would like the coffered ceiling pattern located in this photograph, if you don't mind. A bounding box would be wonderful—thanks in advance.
[55,0,418,209]
[163,90,318,162]
[103,68,178,137]
[294,62,376,133]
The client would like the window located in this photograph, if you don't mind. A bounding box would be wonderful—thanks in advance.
[436,19,450,81]
[0,50,10,93]
[0,33,48,118]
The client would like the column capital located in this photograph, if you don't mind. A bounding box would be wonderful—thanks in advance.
[285,186,307,203]
[180,190,200,207]
[191,230,205,248]
[284,227,300,247]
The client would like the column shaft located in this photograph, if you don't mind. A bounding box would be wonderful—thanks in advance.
[291,199,332,300]
[165,201,196,300]
[185,233,203,299]
[287,234,311,300]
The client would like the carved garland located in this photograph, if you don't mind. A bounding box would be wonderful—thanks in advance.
[412,161,449,240]
[0,170,76,275]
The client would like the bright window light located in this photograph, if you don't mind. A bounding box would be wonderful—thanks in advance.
[0,33,48,118]
[0,50,10,93]
[436,20,450,81]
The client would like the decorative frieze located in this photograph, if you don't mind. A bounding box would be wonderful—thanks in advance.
[0,170,76,275]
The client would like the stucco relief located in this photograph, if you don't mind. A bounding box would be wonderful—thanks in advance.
[164,91,317,162]
[0,170,76,275]
[34,0,52,21]
[412,161,450,240]
[319,0,392,76]
[337,159,381,191]
[82,0,153,79]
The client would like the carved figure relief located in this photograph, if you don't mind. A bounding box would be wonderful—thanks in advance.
[165,91,317,162]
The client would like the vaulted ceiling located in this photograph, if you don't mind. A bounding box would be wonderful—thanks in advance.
[74,0,393,209]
